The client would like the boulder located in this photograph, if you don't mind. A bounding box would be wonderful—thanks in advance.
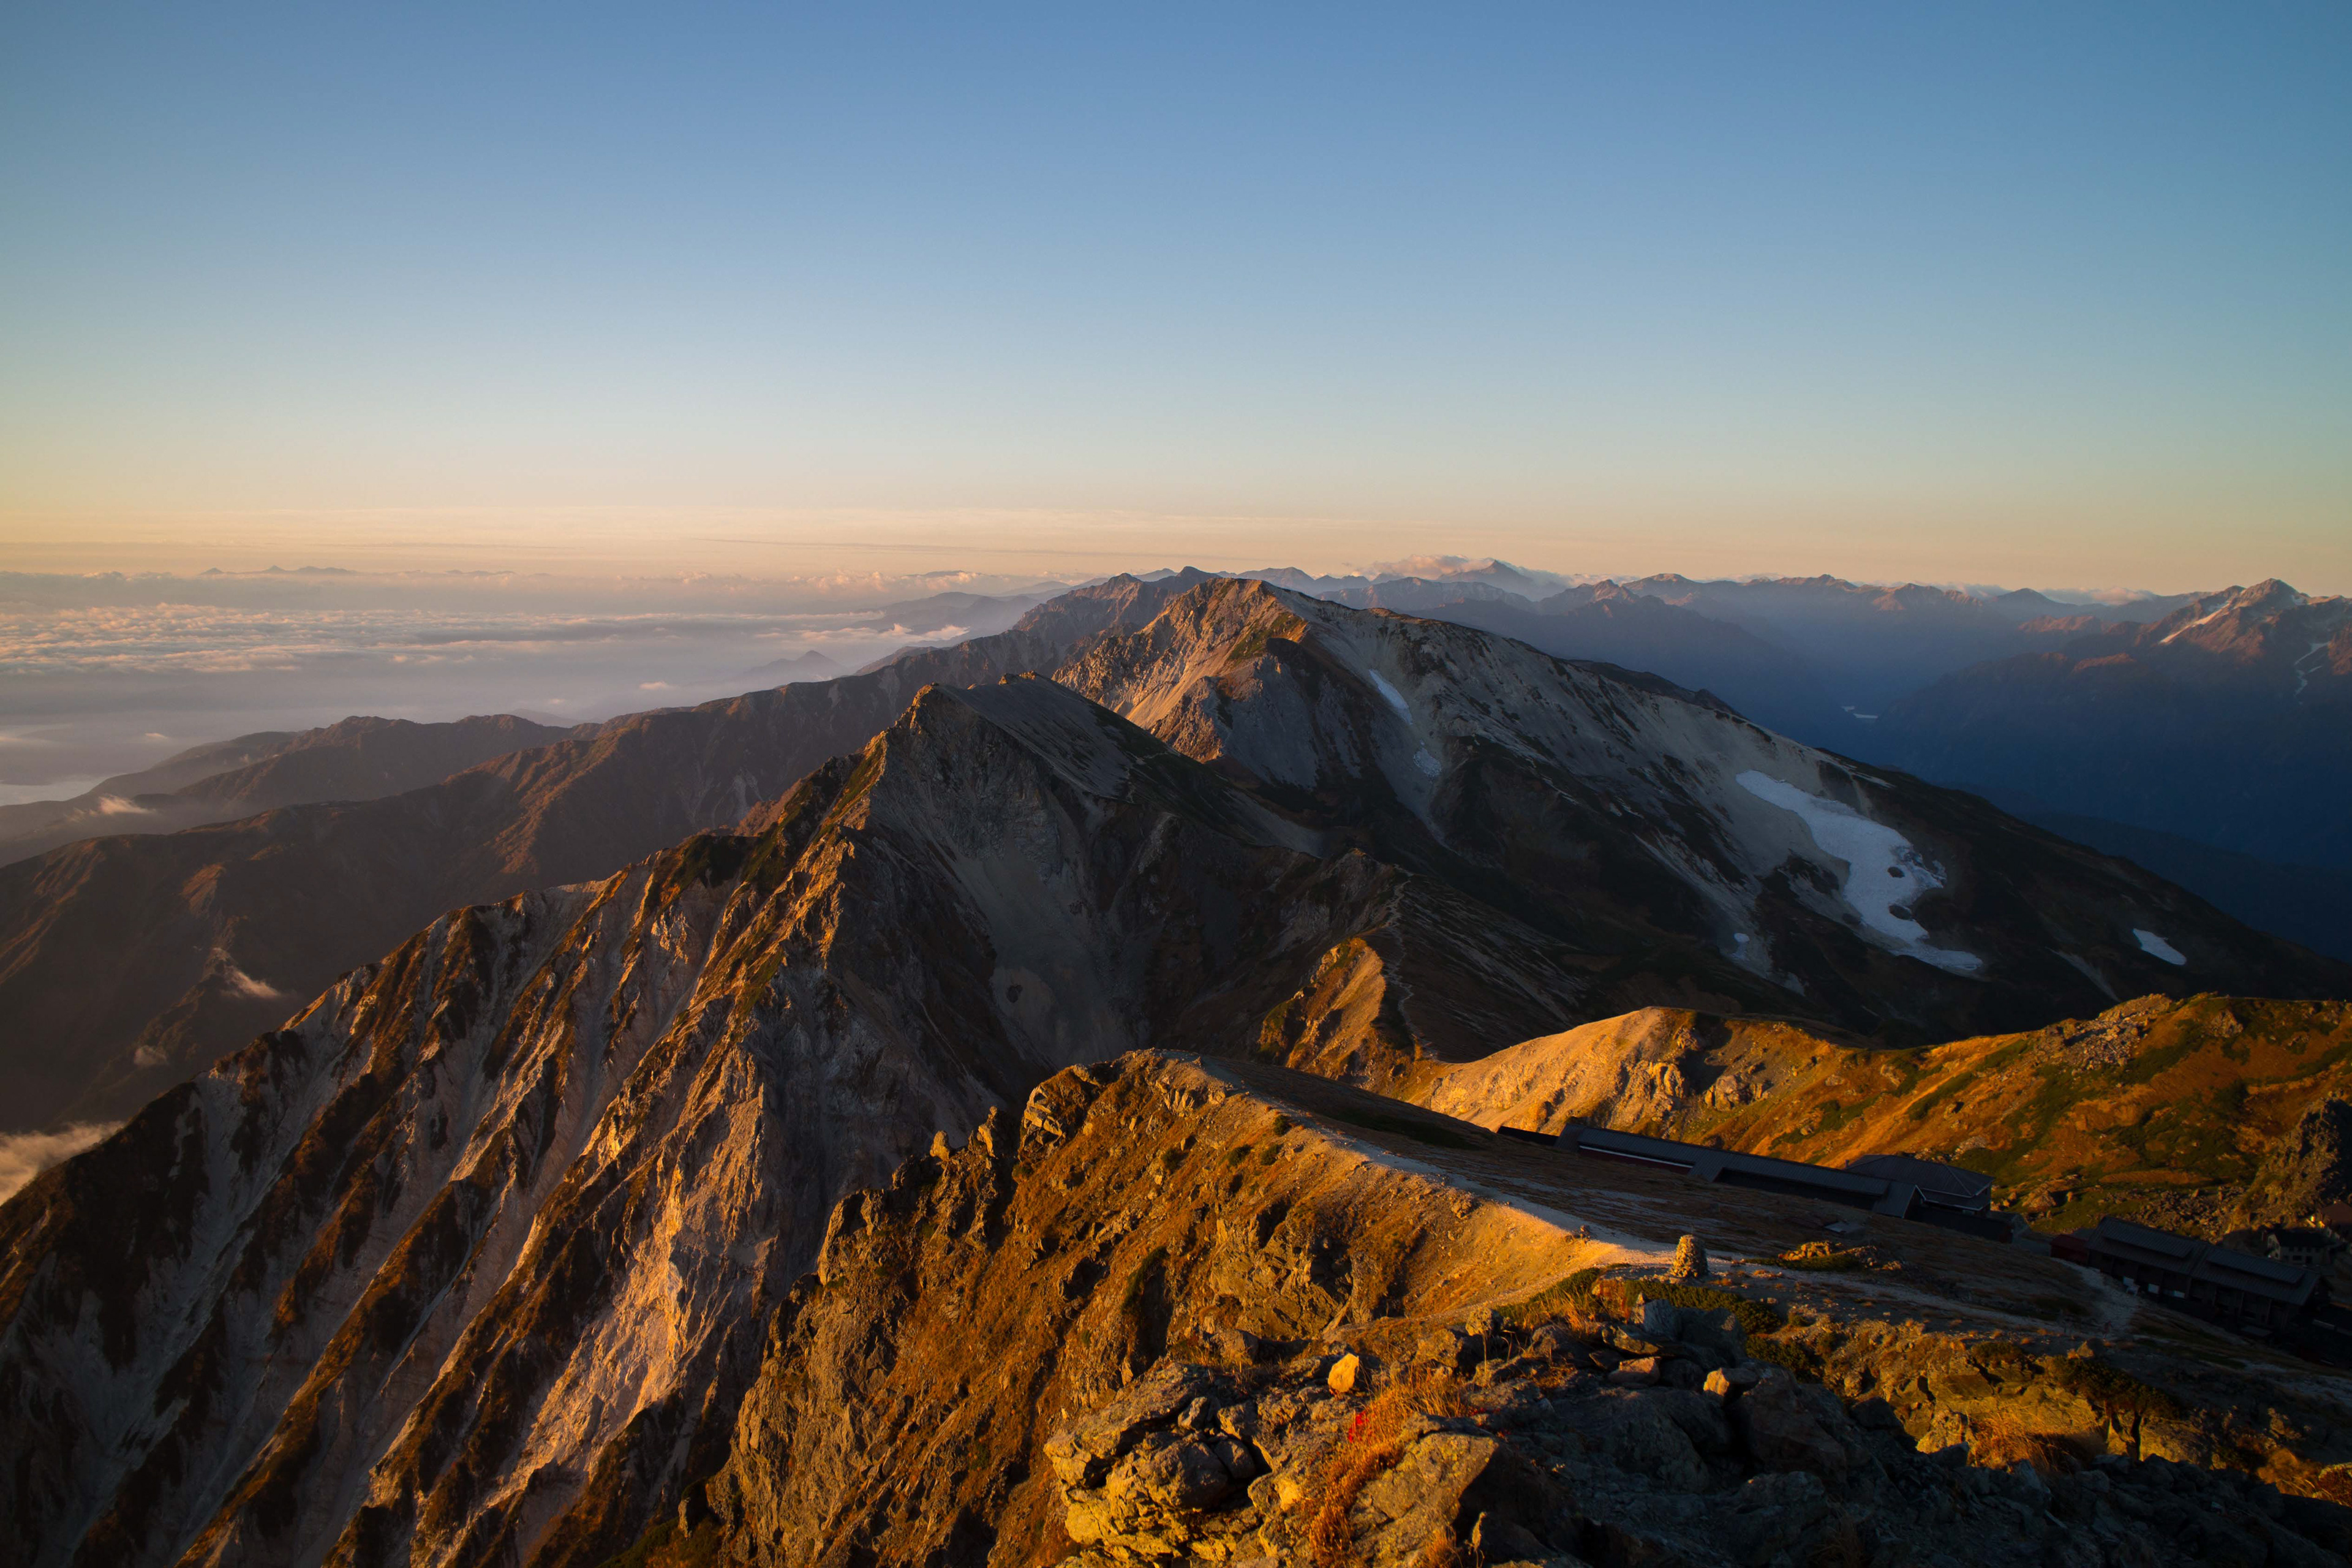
[1733,1370,1853,1478]
[2139,1419,2223,1468]
[1046,1362,1225,1487]
[1348,1433,1566,1567]
[1105,1430,1240,1514]
[1724,1471,1845,1566]
[1676,1307,1745,1364]
[1556,1389,1710,1491]
[1420,1327,1481,1376]
[1642,1387,1736,1455]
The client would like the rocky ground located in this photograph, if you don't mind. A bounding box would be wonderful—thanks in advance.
[652,1052,2352,1567]
[1039,1318,2349,1568]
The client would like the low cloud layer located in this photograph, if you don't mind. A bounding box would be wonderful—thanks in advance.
[0,1121,119,1201]
[0,569,1065,791]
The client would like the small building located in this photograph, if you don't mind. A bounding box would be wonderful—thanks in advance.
[1842,1154,1994,1215]
[2073,1218,2323,1330]
[2221,1225,2346,1272]
[2263,1227,2343,1272]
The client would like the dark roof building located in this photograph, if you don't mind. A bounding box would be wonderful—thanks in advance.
[1524,1122,2013,1240]
[1842,1154,1993,1214]
[2071,1218,2324,1329]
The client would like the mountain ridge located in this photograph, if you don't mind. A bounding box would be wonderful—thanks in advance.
[4,582,2350,1566]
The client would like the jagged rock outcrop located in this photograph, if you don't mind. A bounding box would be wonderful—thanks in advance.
[2239,1096,2352,1229]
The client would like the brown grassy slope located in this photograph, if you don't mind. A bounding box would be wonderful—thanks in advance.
[1415,995,2352,1236]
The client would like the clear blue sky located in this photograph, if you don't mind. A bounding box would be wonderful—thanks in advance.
[2,2,2346,590]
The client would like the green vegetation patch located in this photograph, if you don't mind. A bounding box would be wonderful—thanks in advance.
[1746,1334,1824,1379]
[1118,1245,1170,1316]
[1777,1250,1863,1272]
[1498,1268,1604,1327]
[1498,1267,1784,1338]
[1599,1275,1786,1337]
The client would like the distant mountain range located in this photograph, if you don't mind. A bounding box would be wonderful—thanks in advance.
[1867,579,2352,870]
[6,578,2343,1567]
[6,570,2346,1151]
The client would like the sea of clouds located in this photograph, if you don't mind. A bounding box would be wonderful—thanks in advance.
[0,567,1066,797]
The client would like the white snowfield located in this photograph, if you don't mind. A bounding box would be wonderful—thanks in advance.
[1735,771,1983,974]
[1365,668,1412,716]
[2135,929,2187,967]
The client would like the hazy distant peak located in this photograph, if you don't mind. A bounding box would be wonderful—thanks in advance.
[741,649,850,683]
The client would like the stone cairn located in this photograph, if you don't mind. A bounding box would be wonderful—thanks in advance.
[1667,1234,1709,1282]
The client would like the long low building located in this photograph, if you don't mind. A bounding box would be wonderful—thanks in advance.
[2051,1218,2326,1330]
[1501,1120,2014,1240]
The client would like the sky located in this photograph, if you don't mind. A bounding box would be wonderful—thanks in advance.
[1,2,2348,592]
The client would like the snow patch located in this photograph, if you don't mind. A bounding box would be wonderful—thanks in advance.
[93,796,154,816]
[1365,669,1412,716]
[2133,929,2186,967]
[2294,640,2329,696]
[1412,747,1441,777]
[1735,771,1982,974]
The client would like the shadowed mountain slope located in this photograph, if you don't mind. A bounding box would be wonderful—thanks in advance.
[1057,579,2342,1046]
[1383,585,1852,745]
[0,575,1210,1133]
[1869,580,2352,871]
[2008,807,2352,963]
